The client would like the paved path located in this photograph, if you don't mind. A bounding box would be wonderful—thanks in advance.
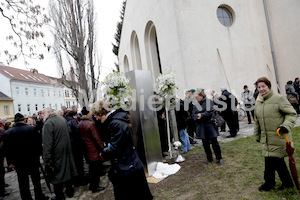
[2,116,300,200]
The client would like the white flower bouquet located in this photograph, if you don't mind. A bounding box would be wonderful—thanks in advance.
[102,72,132,109]
[156,71,178,109]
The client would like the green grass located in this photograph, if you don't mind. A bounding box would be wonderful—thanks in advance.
[153,126,300,200]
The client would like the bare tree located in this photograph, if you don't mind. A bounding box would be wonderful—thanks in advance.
[49,0,101,107]
[0,0,50,65]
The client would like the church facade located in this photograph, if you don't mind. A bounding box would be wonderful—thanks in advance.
[118,0,300,99]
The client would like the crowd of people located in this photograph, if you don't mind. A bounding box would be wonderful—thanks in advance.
[0,76,299,199]
[0,104,153,200]
[156,76,299,192]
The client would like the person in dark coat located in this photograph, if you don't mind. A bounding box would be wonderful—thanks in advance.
[218,87,239,138]
[42,108,77,200]
[253,82,259,100]
[78,107,105,193]
[286,80,299,113]
[153,92,168,155]
[241,85,255,124]
[3,121,13,173]
[293,77,300,113]
[65,111,85,187]
[186,89,197,144]
[93,101,153,200]
[0,128,9,197]
[175,98,191,154]
[4,113,47,200]
[193,90,223,165]
[293,77,300,96]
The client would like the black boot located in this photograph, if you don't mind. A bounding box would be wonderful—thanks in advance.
[259,183,274,191]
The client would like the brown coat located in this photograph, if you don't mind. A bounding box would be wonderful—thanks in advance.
[78,117,104,162]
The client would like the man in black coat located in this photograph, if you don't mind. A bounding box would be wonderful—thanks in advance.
[43,108,77,200]
[218,88,239,138]
[4,113,47,200]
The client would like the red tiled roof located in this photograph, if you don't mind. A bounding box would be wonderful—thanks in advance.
[0,64,59,86]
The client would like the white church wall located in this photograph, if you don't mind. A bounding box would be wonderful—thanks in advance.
[267,0,300,94]
[173,0,277,98]
[119,0,186,91]
[118,0,293,100]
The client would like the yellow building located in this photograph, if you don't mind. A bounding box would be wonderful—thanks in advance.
[0,91,14,121]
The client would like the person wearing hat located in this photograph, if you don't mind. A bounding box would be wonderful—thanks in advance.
[241,85,255,124]
[4,113,48,200]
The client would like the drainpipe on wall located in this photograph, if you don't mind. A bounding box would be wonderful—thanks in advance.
[263,0,280,93]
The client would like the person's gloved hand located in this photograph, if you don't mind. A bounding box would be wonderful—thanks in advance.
[99,153,106,162]
[99,147,109,161]
[278,126,288,134]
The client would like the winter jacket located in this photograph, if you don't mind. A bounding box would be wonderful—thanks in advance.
[0,128,5,151]
[253,88,259,100]
[103,109,144,176]
[285,84,299,102]
[65,116,83,152]
[193,98,219,139]
[4,123,41,168]
[254,90,297,158]
[175,99,190,130]
[43,113,77,184]
[241,90,255,105]
[78,117,104,162]
[218,90,238,118]
[293,81,300,94]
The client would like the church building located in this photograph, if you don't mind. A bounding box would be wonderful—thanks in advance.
[118,0,299,99]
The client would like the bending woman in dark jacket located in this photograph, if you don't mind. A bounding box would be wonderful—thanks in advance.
[92,101,153,200]
[193,89,223,165]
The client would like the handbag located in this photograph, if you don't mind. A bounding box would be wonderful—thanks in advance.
[289,97,297,104]
[211,112,225,127]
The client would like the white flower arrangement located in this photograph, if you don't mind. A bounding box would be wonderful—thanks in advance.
[156,71,178,109]
[102,72,132,109]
